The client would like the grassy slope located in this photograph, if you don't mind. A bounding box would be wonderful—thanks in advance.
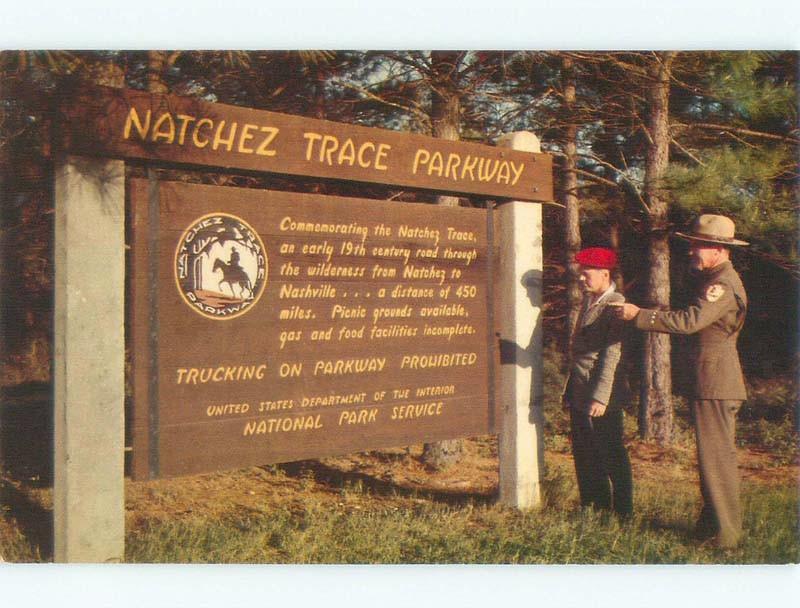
[2,438,797,564]
[120,462,798,565]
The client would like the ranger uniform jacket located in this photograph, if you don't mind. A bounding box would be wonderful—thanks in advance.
[635,260,747,401]
[565,287,628,411]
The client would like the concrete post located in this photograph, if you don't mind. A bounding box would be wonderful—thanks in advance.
[496,132,545,509]
[54,156,125,562]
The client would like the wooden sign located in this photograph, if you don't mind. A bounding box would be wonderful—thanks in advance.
[131,179,492,479]
[59,86,553,202]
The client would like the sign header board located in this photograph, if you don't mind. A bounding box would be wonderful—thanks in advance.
[131,180,493,478]
[60,87,553,202]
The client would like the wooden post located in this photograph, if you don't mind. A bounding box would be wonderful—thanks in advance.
[54,156,125,562]
[496,132,545,509]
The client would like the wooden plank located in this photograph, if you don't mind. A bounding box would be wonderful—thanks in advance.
[131,180,492,479]
[58,86,553,202]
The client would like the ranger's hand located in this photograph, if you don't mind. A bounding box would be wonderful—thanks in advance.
[613,302,640,321]
[589,400,607,417]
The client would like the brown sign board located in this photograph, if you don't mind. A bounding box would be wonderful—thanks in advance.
[131,179,493,479]
[60,86,553,202]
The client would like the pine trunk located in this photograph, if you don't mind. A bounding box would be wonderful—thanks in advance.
[609,222,624,293]
[146,50,169,94]
[83,56,125,89]
[639,52,676,444]
[422,52,464,469]
[562,55,582,353]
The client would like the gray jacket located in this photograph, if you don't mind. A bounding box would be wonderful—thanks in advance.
[564,288,627,410]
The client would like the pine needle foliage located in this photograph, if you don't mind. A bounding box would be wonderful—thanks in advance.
[667,146,798,261]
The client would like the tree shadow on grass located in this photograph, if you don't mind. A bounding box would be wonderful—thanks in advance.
[0,478,53,560]
[272,459,496,507]
[0,382,53,486]
[0,383,53,561]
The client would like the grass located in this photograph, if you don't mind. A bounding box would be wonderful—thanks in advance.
[2,436,797,564]
[0,516,41,562]
[119,468,798,564]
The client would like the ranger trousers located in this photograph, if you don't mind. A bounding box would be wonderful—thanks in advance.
[692,399,743,548]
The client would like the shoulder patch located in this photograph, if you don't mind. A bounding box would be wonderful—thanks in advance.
[705,283,725,303]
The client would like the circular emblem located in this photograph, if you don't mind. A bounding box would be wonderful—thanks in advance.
[705,283,725,303]
[174,213,268,320]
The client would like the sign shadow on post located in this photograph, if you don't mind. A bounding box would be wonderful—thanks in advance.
[498,268,545,461]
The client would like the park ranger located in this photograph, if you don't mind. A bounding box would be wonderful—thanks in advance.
[617,214,748,548]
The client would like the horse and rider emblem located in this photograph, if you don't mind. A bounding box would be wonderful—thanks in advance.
[174,213,268,320]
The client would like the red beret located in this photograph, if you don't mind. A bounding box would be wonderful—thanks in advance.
[575,247,617,269]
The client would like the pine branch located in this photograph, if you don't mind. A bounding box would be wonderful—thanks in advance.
[550,146,620,192]
[584,151,651,214]
[670,137,707,166]
[746,248,800,279]
[383,52,433,79]
[572,167,620,189]
[677,122,800,144]
[339,81,430,126]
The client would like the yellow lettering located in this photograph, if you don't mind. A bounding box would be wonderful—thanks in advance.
[123,107,151,141]
[357,142,375,167]
[175,364,267,384]
[510,161,524,185]
[400,352,477,369]
[337,138,356,166]
[478,158,500,182]
[461,155,479,181]
[338,408,379,425]
[412,148,430,174]
[175,114,195,145]
[445,153,461,180]
[374,143,391,170]
[415,384,456,397]
[193,118,213,148]
[428,151,444,177]
[300,391,367,409]
[312,357,386,376]
[320,135,338,164]
[237,123,259,154]
[212,120,238,151]
[151,112,176,144]
[303,132,323,160]
[497,160,511,184]
[243,415,321,436]
[390,401,444,420]
[255,126,279,156]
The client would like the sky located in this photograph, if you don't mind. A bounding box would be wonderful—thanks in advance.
[4,0,800,49]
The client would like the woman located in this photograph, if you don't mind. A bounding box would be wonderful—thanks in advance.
[563,247,632,518]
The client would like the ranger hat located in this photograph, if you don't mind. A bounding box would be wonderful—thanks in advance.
[675,214,749,246]
[575,247,617,269]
